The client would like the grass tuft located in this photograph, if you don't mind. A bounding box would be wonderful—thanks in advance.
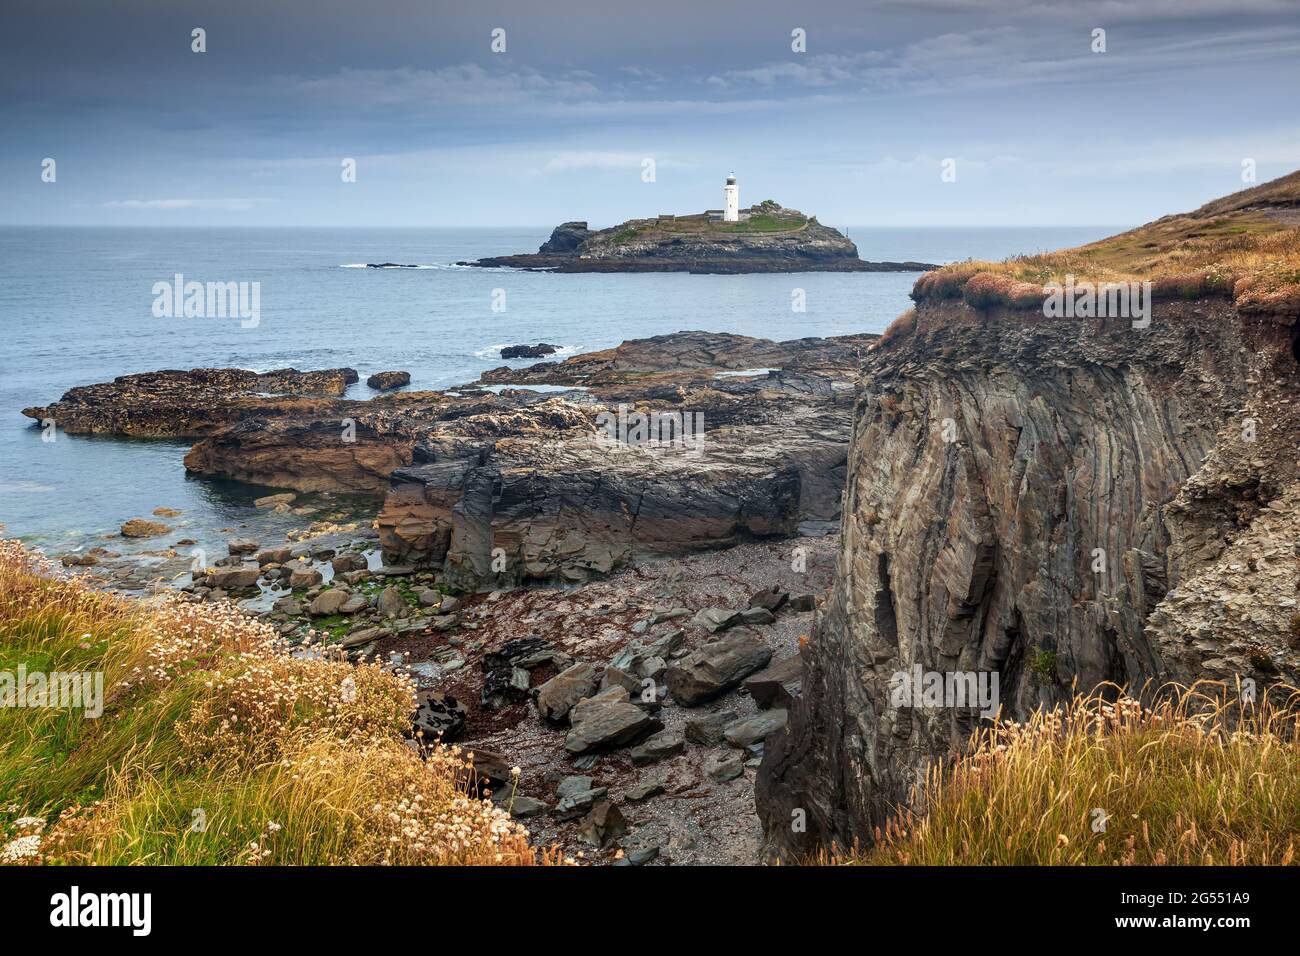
[821,682,1300,866]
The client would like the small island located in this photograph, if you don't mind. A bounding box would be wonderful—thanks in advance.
[458,175,938,274]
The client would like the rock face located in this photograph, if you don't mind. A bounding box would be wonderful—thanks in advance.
[22,367,358,436]
[756,297,1300,859]
[376,331,868,588]
[465,203,938,274]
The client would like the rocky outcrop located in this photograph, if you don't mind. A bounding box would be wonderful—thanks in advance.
[500,344,558,359]
[465,203,937,274]
[375,332,869,587]
[367,371,411,390]
[756,297,1300,859]
[22,367,358,437]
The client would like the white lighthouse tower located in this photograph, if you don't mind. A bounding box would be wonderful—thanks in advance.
[723,172,739,222]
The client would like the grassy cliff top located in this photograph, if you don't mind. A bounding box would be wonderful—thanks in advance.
[913,169,1300,315]
[597,201,813,244]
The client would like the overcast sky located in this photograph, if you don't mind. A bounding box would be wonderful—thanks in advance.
[3,0,1298,227]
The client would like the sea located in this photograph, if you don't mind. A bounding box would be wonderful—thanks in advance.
[0,225,1116,562]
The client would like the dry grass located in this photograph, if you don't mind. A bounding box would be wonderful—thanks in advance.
[909,169,1300,315]
[822,683,1300,866]
[0,540,556,866]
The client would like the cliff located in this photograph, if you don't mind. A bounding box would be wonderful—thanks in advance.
[756,173,1300,859]
[464,201,937,274]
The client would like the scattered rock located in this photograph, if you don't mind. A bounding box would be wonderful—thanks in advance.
[412,691,467,741]
[500,343,558,360]
[536,662,600,724]
[367,371,411,390]
[624,776,666,802]
[256,546,294,565]
[666,630,774,706]
[743,654,802,709]
[705,752,745,782]
[207,566,260,590]
[254,492,296,509]
[506,795,549,819]
[787,594,817,612]
[308,589,350,616]
[289,567,323,590]
[691,607,741,633]
[554,777,608,821]
[227,538,260,555]
[723,709,788,748]
[121,518,170,538]
[577,800,627,847]
[565,687,660,754]
[748,586,789,613]
[331,552,368,573]
[684,710,738,746]
[376,586,407,618]
[630,728,685,765]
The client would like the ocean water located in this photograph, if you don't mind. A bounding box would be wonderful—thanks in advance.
[0,225,1115,561]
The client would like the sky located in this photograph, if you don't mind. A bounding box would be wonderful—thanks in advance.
[2,0,1298,228]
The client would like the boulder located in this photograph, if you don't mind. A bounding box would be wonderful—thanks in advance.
[331,552,368,573]
[723,709,788,748]
[207,566,260,591]
[684,710,738,746]
[554,777,607,821]
[743,654,802,709]
[256,546,294,565]
[367,370,411,390]
[565,687,659,754]
[692,607,742,633]
[500,343,558,360]
[340,626,382,649]
[254,492,296,509]
[577,800,627,847]
[289,567,323,590]
[376,586,407,618]
[338,594,369,614]
[665,631,773,706]
[739,607,776,626]
[536,662,600,723]
[121,518,170,538]
[748,586,789,613]
[227,538,260,555]
[412,691,466,741]
[705,752,745,782]
[629,728,685,766]
[624,776,666,802]
[308,589,350,616]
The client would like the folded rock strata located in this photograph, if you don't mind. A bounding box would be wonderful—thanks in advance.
[756,296,1300,859]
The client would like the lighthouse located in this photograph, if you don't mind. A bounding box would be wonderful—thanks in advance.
[723,173,739,222]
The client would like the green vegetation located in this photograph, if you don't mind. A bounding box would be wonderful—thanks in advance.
[909,169,1300,315]
[0,541,550,866]
[821,684,1300,866]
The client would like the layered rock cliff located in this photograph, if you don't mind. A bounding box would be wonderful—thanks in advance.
[756,297,1300,858]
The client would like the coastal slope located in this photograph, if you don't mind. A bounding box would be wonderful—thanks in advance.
[755,171,1300,859]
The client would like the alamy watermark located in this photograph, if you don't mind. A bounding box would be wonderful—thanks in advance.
[1043,275,1151,329]
[889,665,1000,719]
[152,274,260,328]
[1,666,104,719]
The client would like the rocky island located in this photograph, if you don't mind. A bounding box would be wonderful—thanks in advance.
[461,200,938,274]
